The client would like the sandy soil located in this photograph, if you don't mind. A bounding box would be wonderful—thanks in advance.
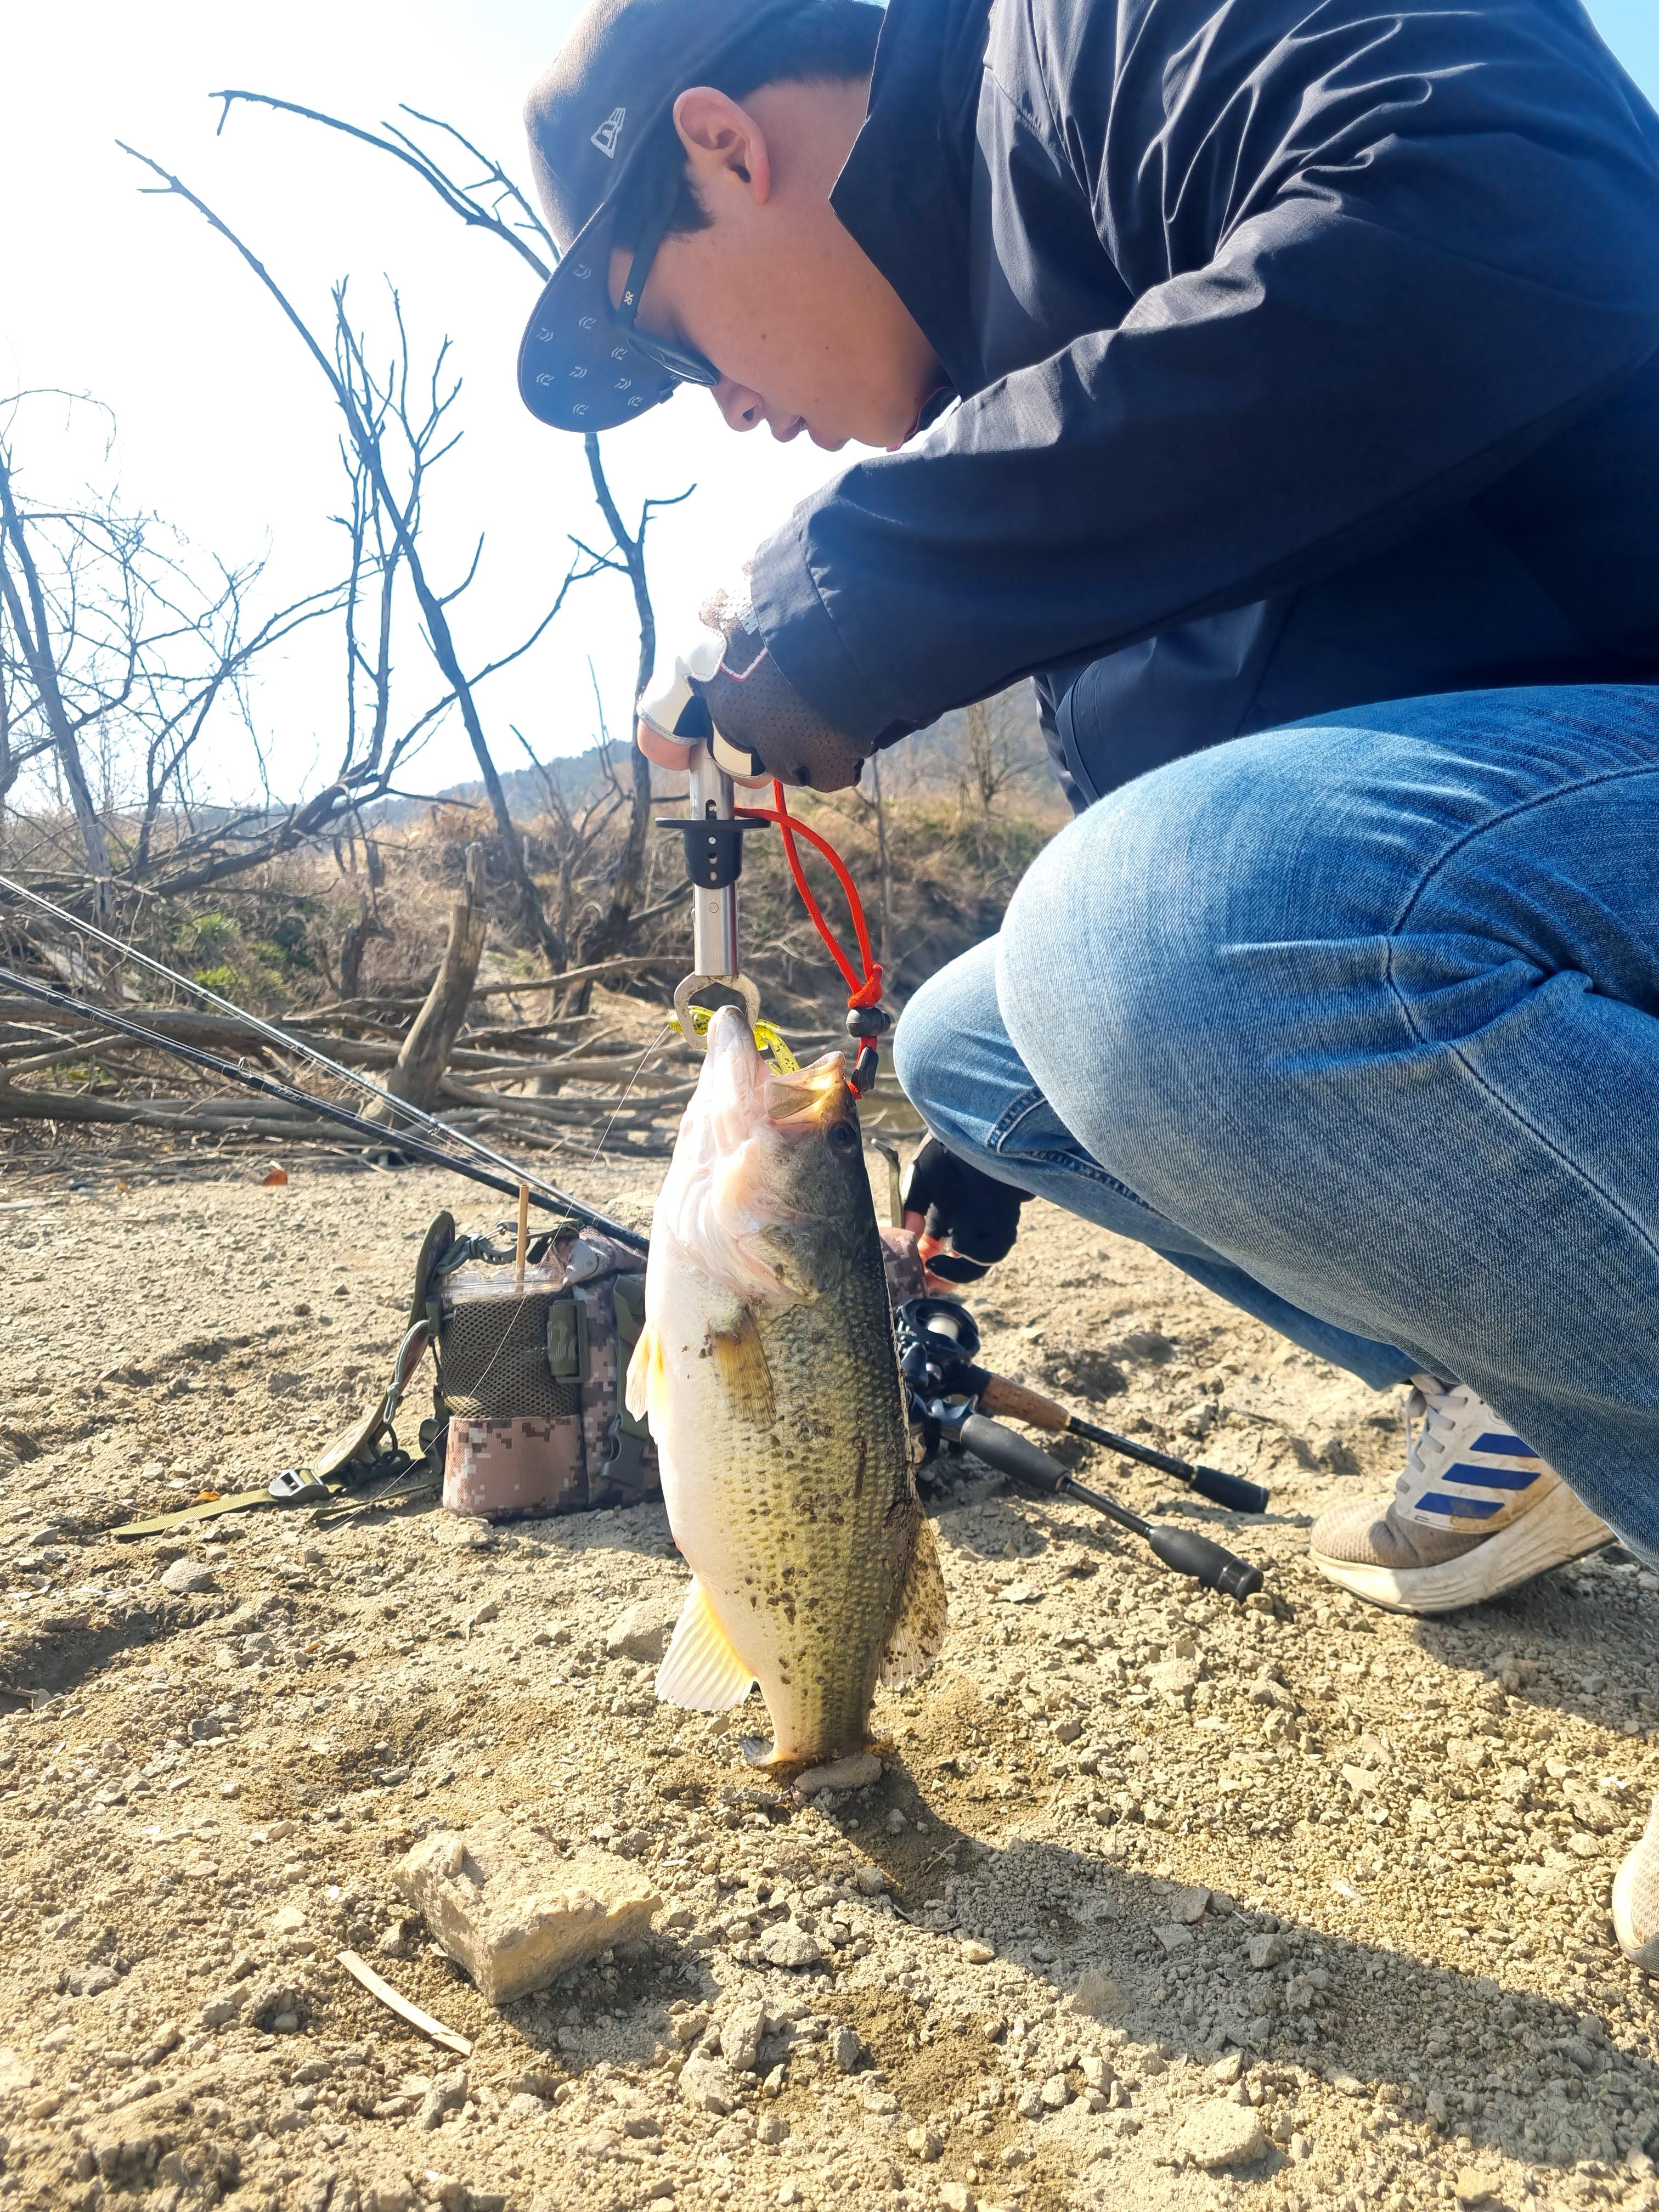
[3,1136,1658,2212]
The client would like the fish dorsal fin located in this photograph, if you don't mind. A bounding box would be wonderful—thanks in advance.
[657,1578,757,1711]
[624,1316,664,1427]
[879,1513,948,1690]
[707,1309,775,1427]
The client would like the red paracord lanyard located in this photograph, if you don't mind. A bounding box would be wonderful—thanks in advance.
[737,781,888,1093]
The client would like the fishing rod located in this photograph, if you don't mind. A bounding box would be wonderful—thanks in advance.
[0,873,606,1218]
[0,963,648,1252]
[894,1296,1266,1600]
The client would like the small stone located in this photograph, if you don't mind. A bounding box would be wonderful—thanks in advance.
[759,1923,822,1970]
[757,2112,788,2145]
[464,1599,499,1638]
[1148,1658,1201,1704]
[606,1590,684,1663]
[678,2050,741,2115]
[794,1750,883,1798]
[1154,1923,1194,1953]
[1052,1717,1084,1744]
[855,1866,889,1895]
[1453,2171,1493,2207]
[1040,2074,1069,2109]
[273,1904,306,1935]
[394,1823,659,2004]
[159,1558,217,1595]
[884,1807,908,1834]
[831,2025,862,2073]
[720,2000,769,2075]
[940,2187,976,2212]
[1170,1885,1210,1924]
[1246,1932,1288,1970]
[778,2186,803,2208]
[1174,2100,1269,2171]
[959,1939,996,1965]
[1209,2052,1244,2085]
[1289,2132,1312,2162]
[1068,1968,1124,2019]
[1015,2086,1044,2119]
[1000,1583,1043,1604]
[905,2124,942,2160]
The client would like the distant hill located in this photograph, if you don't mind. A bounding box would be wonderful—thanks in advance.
[375,680,1055,823]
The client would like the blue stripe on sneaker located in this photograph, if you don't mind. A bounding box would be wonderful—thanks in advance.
[1470,1431,1538,1458]
[1416,1492,1505,1520]
[1443,1461,1542,1492]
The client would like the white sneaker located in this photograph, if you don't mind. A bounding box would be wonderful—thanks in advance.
[1308,1376,1611,1614]
[1614,1796,1659,1971]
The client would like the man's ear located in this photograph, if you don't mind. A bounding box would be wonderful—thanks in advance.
[672,86,772,207]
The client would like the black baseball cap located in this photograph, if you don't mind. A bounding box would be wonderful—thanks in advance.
[518,0,804,433]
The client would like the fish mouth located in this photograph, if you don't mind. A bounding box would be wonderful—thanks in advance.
[661,1007,855,1302]
[703,1005,851,1139]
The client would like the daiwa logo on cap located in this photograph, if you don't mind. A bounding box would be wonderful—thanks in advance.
[590,105,626,157]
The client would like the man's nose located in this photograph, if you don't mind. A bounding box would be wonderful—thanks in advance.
[714,379,765,432]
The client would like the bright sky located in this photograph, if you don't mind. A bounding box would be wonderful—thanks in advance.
[3,0,1655,802]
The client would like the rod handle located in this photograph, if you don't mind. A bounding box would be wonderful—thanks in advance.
[955,1412,1069,1494]
[1187,1464,1272,1515]
[977,1373,1069,1431]
[1146,1525,1264,1602]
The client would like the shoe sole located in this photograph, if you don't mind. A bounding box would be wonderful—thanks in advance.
[1308,1481,1613,1616]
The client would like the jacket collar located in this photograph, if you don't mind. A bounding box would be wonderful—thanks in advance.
[830,0,991,399]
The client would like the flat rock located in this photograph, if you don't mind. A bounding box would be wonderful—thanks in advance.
[606,1589,684,1663]
[720,2000,769,2074]
[1148,1657,1201,1702]
[395,1824,660,2005]
[1154,1923,1194,1953]
[1170,1884,1210,1923]
[1175,2100,1269,2170]
[793,1751,882,1798]
[758,1922,822,1970]
[1068,1968,1125,2019]
[159,1558,217,1594]
[678,2050,741,2114]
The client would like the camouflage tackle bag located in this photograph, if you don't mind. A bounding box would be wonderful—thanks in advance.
[323,1209,657,1522]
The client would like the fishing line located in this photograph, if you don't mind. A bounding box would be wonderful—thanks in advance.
[0,873,593,1217]
[0,963,647,1251]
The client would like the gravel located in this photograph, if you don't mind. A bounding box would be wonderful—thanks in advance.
[3,1147,1658,2212]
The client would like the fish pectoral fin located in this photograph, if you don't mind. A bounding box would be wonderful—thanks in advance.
[879,1512,948,1690]
[624,1317,663,1426]
[706,1308,775,1427]
[656,1579,757,1712]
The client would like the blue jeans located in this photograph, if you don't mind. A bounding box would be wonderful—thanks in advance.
[893,686,1659,1558]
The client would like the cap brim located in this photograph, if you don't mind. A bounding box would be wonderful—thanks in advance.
[518,196,680,432]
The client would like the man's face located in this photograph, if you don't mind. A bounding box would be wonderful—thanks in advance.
[608,78,942,454]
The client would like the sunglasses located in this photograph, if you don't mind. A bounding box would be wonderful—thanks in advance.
[614,195,721,390]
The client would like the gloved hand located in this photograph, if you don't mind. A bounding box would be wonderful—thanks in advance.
[901,1137,1032,1285]
[636,586,866,792]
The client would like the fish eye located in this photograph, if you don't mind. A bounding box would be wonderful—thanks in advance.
[827,1120,857,1151]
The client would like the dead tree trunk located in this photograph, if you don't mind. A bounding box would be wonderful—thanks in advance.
[369,844,487,1119]
[0,451,112,900]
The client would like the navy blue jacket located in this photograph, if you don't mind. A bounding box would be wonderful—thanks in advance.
[747,0,1659,808]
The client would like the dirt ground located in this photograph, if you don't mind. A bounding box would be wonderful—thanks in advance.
[4,1128,1659,2212]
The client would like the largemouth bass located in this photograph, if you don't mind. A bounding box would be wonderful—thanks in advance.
[626,1006,945,1764]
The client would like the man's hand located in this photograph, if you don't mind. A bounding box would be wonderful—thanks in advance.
[636,587,866,791]
[902,1137,1032,1285]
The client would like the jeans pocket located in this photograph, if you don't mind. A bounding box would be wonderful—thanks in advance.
[987,1085,1165,1217]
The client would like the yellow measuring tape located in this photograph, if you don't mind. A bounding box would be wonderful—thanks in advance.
[671,1007,800,1074]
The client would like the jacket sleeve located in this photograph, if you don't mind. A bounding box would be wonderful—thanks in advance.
[748,0,1659,744]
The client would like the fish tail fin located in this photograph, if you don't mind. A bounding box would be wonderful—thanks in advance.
[879,1513,948,1690]
[656,1578,757,1711]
